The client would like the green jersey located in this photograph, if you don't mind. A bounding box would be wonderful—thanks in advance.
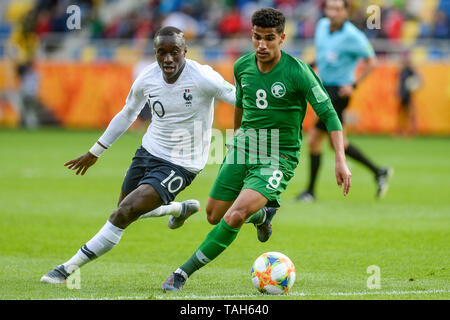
[232,50,342,163]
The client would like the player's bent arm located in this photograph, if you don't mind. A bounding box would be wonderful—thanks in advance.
[65,79,146,175]
[355,56,377,87]
[64,109,138,176]
[216,80,236,106]
[196,64,236,106]
[96,110,137,151]
[92,77,147,156]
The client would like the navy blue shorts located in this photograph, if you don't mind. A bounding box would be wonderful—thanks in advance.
[121,146,197,205]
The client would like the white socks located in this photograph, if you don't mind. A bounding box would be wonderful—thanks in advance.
[60,203,182,274]
[139,202,182,219]
[62,220,124,273]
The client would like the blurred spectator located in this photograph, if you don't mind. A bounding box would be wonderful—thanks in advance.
[2,0,450,60]
[35,10,51,36]
[16,62,59,128]
[217,6,243,38]
[434,10,449,38]
[87,8,105,39]
[162,5,201,40]
[397,52,422,136]
[384,8,405,42]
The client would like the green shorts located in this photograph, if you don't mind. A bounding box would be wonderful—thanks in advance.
[209,147,297,207]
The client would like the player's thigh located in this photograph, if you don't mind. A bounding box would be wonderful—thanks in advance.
[308,126,328,153]
[332,91,349,126]
[205,197,234,225]
[209,154,247,202]
[121,146,150,195]
[223,189,268,228]
[131,147,197,205]
[315,85,349,148]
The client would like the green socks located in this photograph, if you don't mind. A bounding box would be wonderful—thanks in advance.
[179,218,240,277]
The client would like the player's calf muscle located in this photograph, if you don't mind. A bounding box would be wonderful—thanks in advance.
[224,203,264,228]
[109,205,138,228]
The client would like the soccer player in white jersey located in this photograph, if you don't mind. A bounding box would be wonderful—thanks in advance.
[40,26,236,284]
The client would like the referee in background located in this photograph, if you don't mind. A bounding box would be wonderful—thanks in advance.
[297,0,392,202]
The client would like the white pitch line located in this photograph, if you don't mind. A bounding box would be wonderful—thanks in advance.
[152,289,449,300]
[78,289,449,300]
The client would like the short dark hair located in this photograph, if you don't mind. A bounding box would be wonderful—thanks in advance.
[251,7,286,34]
[154,26,185,39]
[326,0,350,9]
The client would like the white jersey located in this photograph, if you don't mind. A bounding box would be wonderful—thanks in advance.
[97,59,236,173]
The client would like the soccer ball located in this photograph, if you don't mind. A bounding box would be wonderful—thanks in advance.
[251,251,296,295]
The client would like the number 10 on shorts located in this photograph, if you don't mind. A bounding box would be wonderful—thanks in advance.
[266,170,283,191]
[161,170,184,193]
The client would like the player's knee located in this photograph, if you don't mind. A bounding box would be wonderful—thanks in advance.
[206,213,221,225]
[307,133,316,147]
[205,207,221,225]
[205,199,226,225]
[308,133,323,153]
[109,203,137,228]
[225,207,250,227]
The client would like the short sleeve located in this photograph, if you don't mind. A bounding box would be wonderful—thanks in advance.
[350,31,375,59]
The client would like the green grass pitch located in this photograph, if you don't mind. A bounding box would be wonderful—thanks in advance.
[0,129,449,300]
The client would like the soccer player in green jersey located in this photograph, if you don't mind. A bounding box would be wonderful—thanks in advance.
[161,7,352,291]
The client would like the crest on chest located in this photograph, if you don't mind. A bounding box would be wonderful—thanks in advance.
[183,89,193,107]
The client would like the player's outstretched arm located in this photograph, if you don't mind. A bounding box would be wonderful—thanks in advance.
[329,130,352,196]
[63,68,146,176]
[64,141,107,175]
[64,151,98,176]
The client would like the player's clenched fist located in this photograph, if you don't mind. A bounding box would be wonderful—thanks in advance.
[64,152,98,175]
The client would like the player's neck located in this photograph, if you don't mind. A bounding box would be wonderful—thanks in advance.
[329,21,345,33]
[256,51,282,73]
